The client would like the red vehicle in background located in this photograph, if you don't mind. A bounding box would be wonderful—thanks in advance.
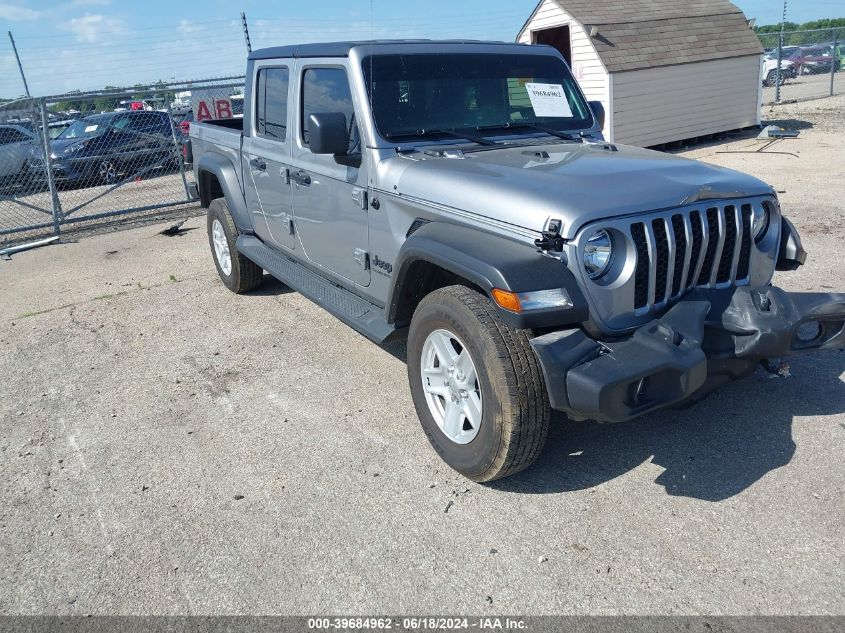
[786,45,839,75]
[172,111,194,165]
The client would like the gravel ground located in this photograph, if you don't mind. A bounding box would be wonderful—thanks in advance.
[1,95,843,616]
[763,71,844,104]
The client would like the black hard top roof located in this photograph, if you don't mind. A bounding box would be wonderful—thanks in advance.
[248,40,521,60]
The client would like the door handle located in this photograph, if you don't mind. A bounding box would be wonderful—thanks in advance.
[249,158,266,171]
[290,170,311,186]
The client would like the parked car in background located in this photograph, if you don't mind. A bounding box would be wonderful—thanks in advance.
[46,119,77,139]
[774,47,800,77]
[819,42,845,71]
[230,94,244,117]
[761,55,794,86]
[28,110,179,187]
[786,45,839,75]
[0,124,37,187]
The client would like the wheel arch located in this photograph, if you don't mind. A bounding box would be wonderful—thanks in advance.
[387,221,589,330]
[196,152,253,234]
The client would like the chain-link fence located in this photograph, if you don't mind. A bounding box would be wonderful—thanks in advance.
[0,79,244,245]
[758,28,844,104]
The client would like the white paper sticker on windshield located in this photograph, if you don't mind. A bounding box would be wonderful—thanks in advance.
[84,125,98,132]
[525,83,573,118]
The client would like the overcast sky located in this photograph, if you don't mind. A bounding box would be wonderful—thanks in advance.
[1,0,841,98]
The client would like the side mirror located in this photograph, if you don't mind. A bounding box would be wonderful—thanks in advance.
[308,112,349,155]
[589,101,605,130]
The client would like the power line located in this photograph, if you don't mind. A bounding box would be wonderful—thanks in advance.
[13,18,239,40]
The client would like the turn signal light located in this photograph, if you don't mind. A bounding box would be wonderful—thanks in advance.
[491,289,522,313]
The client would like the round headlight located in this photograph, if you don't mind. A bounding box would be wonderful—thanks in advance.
[751,204,770,243]
[583,229,614,279]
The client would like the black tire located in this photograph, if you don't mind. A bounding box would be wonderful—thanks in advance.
[207,197,263,293]
[407,285,550,482]
[764,69,777,87]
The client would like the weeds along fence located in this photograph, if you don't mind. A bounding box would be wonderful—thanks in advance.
[757,28,844,104]
[0,78,244,245]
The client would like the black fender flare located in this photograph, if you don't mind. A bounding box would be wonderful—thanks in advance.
[387,222,589,329]
[195,152,253,234]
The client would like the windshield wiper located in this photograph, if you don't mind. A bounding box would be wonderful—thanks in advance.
[385,128,500,146]
[475,122,581,141]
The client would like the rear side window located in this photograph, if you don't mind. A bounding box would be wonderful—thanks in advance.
[256,67,289,140]
[301,67,356,148]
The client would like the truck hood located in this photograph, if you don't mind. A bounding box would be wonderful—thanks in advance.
[385,141,774,239]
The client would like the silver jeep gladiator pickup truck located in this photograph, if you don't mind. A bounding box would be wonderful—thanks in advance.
[191,40,845,482]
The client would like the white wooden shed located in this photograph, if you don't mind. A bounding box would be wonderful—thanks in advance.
[517,0,763,147]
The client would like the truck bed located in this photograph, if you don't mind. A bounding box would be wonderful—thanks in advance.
[190,118,244,185]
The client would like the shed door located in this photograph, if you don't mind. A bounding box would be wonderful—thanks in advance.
[532,25,572,66]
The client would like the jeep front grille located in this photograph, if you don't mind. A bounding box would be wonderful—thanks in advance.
[630,203,753,311]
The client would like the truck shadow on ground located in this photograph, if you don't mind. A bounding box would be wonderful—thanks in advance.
[384,339,845,501]
[493,352,845,501]
[250,276,295,296]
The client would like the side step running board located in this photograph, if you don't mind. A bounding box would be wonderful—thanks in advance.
[236,235,399,344]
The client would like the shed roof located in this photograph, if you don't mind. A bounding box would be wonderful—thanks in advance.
[531,0,763,73]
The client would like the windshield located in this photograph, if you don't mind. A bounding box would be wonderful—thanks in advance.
[57,115,122,140]
[362,53,593,141]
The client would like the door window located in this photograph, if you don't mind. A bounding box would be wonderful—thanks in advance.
[301,67,358,152]
[256,67,289,140]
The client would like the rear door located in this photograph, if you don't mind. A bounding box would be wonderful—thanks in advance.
[244,63,295,250]
[288,62,370,287]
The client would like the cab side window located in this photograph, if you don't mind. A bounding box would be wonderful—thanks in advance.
[256,67,289,140]
[301,67,358,152]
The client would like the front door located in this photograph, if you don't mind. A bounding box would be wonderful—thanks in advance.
[244,64,295,250]
[289,63,370,287]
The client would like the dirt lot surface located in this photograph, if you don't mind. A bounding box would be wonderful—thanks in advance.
[763,71,844,104]
[1,95,843,616]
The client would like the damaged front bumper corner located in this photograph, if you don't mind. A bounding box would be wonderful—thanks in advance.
[531,286,845,423]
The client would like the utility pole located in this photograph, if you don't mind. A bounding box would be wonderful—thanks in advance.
[775,0,788,102]
[7,31,31,98]
[241,12,252,54]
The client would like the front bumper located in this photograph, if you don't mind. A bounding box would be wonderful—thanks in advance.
[531,286,845,423]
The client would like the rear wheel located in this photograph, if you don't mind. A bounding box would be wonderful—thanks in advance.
[407,285,550,482]
[207,197,263,293]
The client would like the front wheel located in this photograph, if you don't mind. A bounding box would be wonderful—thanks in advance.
[98,160,119,185]
[407,285,550,482]
[765,69,784,87]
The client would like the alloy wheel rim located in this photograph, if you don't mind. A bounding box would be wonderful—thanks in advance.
[420,328,482,445]
[100,161,117,184]
[211,219,232,276]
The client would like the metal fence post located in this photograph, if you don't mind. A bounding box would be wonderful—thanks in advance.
[38,98,63,236]
[775,37,783,102]
[831,29,838,98]
[166,99,192,201]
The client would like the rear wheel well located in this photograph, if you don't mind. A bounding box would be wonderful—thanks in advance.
[198,170,224,208]
[393,260,485,326]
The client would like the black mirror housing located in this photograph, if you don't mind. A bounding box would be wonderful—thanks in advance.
[308,112,348,155]
[589,100,605,130]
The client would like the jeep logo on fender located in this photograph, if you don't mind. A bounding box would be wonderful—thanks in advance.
[372,255,393,275]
